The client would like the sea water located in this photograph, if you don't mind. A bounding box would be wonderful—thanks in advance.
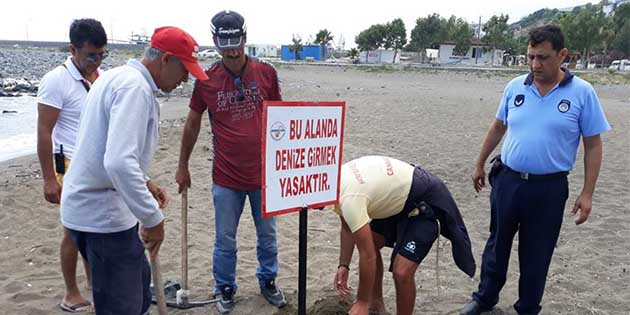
[0,96,37,162]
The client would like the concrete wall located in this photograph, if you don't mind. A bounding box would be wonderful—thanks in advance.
[438,44,503,66]
[358,49,400,64]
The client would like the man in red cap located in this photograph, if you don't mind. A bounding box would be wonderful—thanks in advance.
[176,10,285,314]
[60,26,207,315]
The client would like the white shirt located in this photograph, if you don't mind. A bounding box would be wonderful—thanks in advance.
[37,57,98,159]
[60,59,163,233]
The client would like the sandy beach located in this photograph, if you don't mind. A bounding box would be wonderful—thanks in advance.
[1,64,628,314]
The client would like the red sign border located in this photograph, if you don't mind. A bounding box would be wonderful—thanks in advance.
[261,101,346,218]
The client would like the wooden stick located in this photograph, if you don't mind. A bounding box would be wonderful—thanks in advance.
[181,188,189,290]
[151,254,168,315]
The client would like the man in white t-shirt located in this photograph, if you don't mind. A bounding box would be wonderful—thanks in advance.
[36,18,107,313]
[331,156,476,315]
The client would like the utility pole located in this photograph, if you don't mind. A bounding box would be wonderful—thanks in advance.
[478,16,482,40]
[476,16,481,64]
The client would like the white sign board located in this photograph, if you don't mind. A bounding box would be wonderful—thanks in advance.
[262,101,345,217]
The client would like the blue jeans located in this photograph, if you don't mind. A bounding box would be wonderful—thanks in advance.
[212,184,278,293]
[68,225,151,315]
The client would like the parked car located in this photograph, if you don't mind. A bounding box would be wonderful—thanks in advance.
[198,49,220,60]
[609,59,630,71]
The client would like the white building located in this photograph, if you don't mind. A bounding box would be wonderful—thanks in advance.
[438,40,504,66]
[246,44,279,58]
[358,49,401,64]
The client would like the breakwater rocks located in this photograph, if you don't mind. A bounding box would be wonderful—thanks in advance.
[0,45,197,98]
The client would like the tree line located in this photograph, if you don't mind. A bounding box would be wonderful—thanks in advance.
[289,1,630,64]
[558,2,630,63]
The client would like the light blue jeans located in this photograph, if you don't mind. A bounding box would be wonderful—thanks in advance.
[212,184,278,293]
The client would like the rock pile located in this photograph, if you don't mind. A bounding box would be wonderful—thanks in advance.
[0,78,39,97]
[0,46,200,98]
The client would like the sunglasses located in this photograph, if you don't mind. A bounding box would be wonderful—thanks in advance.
[85,51,109,63]
[216,36,243,50]
[234,77,245,101]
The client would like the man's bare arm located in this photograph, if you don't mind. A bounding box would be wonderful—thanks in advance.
[36,104,62,204]
[473,118,507,192]
[352,224,377,306]
[572,134,603,225]
[176,110,203,193]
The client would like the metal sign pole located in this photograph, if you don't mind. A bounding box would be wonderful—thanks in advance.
[298,207,308,315]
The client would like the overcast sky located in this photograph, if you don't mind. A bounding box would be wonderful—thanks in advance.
[2,0,592,48]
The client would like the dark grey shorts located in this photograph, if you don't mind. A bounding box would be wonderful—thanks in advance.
[370,166,441,270]
[370,211,438,267]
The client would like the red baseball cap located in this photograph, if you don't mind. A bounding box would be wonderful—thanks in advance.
[150,26,209,80]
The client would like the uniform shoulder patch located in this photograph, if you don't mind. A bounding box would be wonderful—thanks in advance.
[514,94,525,107]
[557,99,571,113]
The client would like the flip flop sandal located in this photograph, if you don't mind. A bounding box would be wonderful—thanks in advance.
[58,301,93,313]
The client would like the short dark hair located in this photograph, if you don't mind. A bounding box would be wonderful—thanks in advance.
[69,18,107,48]
[528,25,565,52]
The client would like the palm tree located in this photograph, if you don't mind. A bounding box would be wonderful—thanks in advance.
[289,34,304,60]
[348,48,360,63]
[314,29,334,61]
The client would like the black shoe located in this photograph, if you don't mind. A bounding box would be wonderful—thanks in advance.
[459,300,491,315]
[260,279,287,308]
[216,286,235,314]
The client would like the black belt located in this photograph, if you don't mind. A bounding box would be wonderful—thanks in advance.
[503,165,568,180]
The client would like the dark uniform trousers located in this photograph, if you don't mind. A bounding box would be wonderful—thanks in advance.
[473,167,569,315]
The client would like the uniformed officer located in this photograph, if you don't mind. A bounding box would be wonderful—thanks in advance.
[459,25,611,315]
